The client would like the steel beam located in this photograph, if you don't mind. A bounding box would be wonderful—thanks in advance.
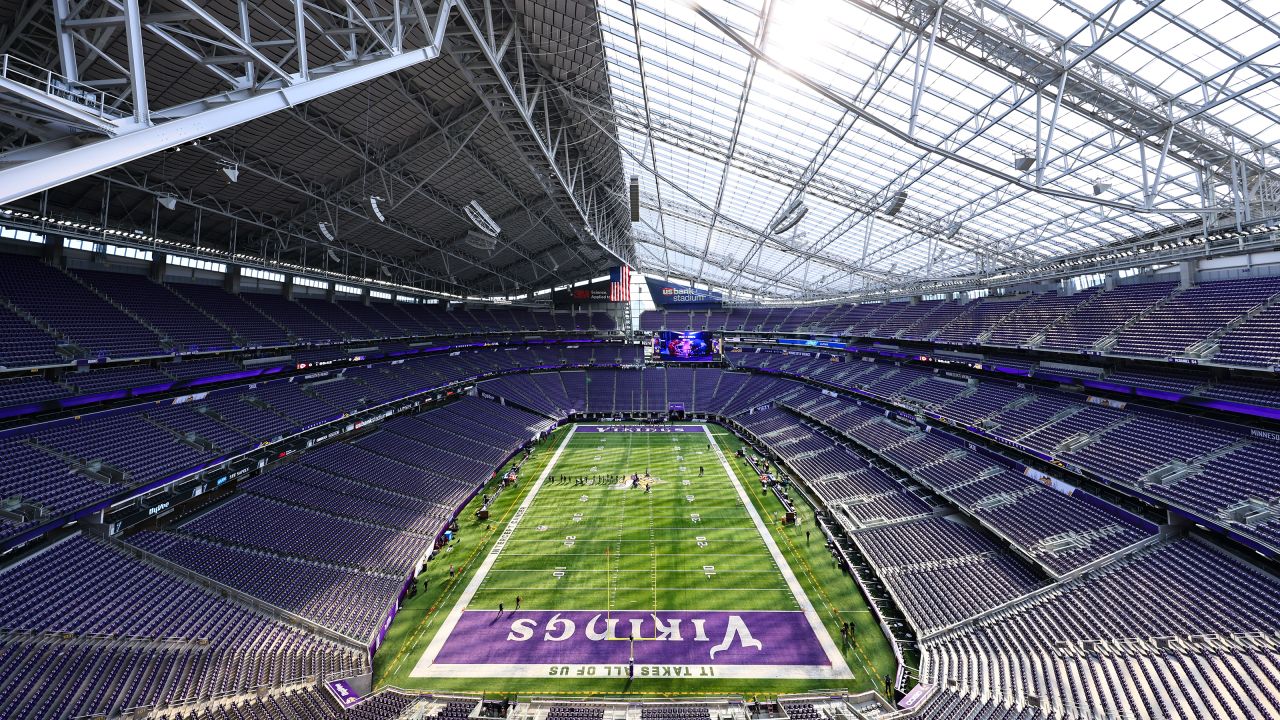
[0,43,442,206]
[445,0,632,270]
[693,3,1209,216]
[46,169,459,294]
[694,0,774,283]
[624,0,671,276]
[844,0,1280,191]
[122,0,148,123]
[193,138,526,291]
[0,0,456,206]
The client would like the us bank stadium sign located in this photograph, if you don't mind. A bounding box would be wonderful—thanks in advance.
[645,278,723,307]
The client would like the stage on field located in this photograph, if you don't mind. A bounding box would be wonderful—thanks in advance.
[409,424,851,681]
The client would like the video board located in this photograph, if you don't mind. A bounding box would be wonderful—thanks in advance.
[652,331,721,362]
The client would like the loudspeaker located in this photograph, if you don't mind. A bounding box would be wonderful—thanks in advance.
[884,190,908,217]
[629,175,640,222]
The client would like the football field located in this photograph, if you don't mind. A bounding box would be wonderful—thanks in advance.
[377,422,896,696]
[470,427,796,614]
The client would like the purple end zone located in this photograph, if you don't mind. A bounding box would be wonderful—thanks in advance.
[575,425,704,433]
[433,610,830,666]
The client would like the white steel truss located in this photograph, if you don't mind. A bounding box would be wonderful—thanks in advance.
[595,0,1280,301]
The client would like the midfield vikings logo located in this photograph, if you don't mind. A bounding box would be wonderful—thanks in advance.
[433,610,830,667]
[506,613,762,660]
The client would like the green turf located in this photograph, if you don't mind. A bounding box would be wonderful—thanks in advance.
[373,422,900,699]
[471,430,794,614]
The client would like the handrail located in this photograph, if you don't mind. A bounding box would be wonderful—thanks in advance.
[108,677,320,720]
[0,53,124,120]
[107,536,368,651]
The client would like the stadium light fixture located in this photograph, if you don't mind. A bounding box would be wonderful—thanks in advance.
[464,200,501,237]
[158,194,178,210]
[219,163,239,183]
[769,196,808,235]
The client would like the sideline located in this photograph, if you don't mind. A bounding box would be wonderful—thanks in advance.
[702,425,854,680]
[409,426,579,676]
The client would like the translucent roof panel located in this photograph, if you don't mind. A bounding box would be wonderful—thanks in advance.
[595,0,1280,300]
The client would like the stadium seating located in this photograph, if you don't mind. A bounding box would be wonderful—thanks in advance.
[1215,302,1280,367]
[10,256,1280,383]
[728,352,1280,555]
[0,255,164,359]
[2,304,1279,718]
[644,276,1280,377]
[0,347,616,544]
[728,355,1280,714]
[13,0,1280,713]
[850,516,1044,632]
[165,686,433,719]
[1203,378,1280,407]
[1039,282,1177,352]
[910,691,1041,719]
[0,374,71,406]
[921,538,1280,719]
[168,283,292,346]
[1111,276,1280,358]
[131,529,404,641]
[1102,368,1206,395]
[736,407,934,526]
[0,533,362,719]
[116,397,549,645]
[62,364,175,395]
[987,289,1101,347]
[74,269,238,352]
[0,303,64,368]
[932,295,1031,345]
[168,685,341,719]
[0,256,618,369]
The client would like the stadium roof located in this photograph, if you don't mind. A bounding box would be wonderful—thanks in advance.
[588,0,1280,300]
[0,0,1277,302]
[0,0,632,298]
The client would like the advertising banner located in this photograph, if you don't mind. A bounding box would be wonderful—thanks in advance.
[325,680,363,708]
[645,278,723,307]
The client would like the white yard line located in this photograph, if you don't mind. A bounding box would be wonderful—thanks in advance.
[410,425,578,676]
[702,425,854,679]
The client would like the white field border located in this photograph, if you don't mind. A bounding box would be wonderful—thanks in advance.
[701,424,852,680]
[409,423,852,680]
[410,424,578,677]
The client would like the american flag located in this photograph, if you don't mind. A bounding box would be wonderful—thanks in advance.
[608,265,631,302]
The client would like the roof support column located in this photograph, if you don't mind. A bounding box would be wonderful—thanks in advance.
[123,0,148,123]
[51,0,78,82]
[907,4,942,137]
[1178,260,1197,289]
